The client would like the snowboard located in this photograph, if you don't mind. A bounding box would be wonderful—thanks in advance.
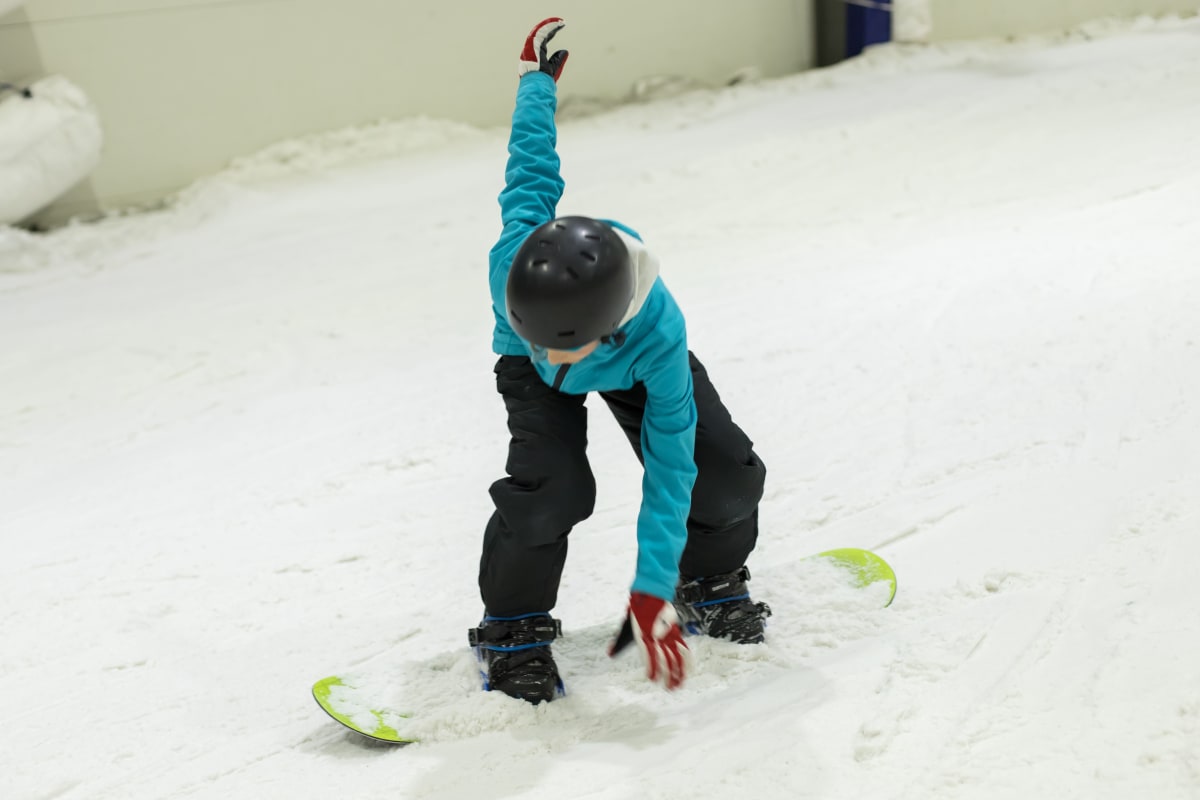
[312,675,415,744]
[311,547,895,744]
[815,547,897,606]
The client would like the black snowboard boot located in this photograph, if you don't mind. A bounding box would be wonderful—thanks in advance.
[468,614,563,704]
[675,566,772,644]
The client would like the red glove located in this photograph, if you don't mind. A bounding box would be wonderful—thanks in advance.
[609,592,691,690]
[518,17,569,82]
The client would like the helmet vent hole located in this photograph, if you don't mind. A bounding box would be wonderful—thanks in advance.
[565,266,580,279]
[532,259,549,268]
[557,330,575,338]
[511,310,524,323]
[583,233,600,241]
[553,222,566,230]
[579,250,598,263]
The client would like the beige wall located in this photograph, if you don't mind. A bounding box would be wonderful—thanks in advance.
[904,0,1200,42]
[0,1,815,225]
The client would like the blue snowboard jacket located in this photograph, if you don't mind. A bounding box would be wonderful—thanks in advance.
[488,72,698,603]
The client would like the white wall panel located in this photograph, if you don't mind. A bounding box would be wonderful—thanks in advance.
[0,1,815,223]
[922,0,1200,41]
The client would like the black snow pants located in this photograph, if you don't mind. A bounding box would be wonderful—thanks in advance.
[478,353,766,617]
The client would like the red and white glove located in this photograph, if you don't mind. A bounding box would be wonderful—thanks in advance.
[609,592,691,690]
[518,17,569,82]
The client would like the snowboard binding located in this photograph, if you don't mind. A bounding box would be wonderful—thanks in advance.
[469,613,565,704]
[675,566,773,644]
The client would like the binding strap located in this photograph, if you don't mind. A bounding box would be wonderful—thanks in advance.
[675,566,752,606]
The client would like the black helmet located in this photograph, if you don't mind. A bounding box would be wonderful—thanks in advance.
[506,216,634,349]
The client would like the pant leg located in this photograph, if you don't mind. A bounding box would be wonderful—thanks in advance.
[480,355,596,616]
[600,352,766,580]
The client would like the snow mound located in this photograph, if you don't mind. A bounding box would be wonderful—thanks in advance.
[215,116,484,184]
[0,114,481,274]
[0,75,102,224]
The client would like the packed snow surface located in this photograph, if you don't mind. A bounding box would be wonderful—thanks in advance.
[3,16,1200,800]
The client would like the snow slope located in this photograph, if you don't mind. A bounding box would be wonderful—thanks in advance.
[2,16,1199,800]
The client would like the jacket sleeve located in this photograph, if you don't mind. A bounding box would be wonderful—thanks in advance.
[630,335,699,602]
[489,72,565,286]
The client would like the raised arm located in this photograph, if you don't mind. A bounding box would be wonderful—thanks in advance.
[491,19,570,263]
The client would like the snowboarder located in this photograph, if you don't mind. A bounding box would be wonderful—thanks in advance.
[471,17,770,704]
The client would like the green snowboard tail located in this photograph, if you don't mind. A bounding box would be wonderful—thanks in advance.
[312,675,414,744]
[815,547,897,606]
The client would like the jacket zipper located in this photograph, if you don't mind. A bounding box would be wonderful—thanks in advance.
[552,364,570,391]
